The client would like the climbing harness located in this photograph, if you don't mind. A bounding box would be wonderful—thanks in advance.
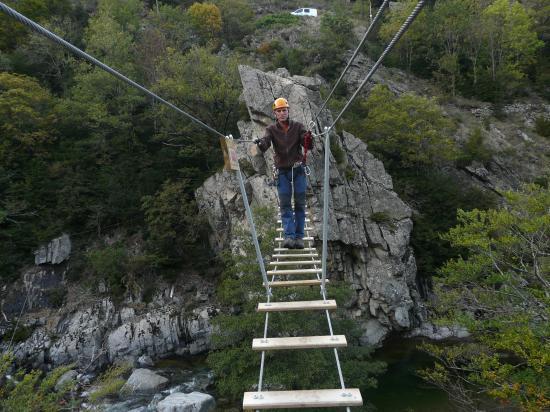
[0,0,428,407]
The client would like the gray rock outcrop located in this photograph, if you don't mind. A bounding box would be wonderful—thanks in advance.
[156,392,215,412]
[1,272,216,370]
[196,65,425,345]
[34,234,71,265]
[121,368,168,394]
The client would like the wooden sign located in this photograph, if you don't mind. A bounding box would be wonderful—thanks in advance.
[220,137,240,171]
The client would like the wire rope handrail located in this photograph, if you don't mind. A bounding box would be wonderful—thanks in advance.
[0,1,226,139]
[327,0,426,133]
[311,0,391,127]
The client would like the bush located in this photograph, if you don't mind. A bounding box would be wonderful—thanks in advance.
[535,116,550,137]
[255,13,299,29]
[89,362,133,403]
[87,244,128,297]
[2,325,33,344]
[0,353,78,410]
[456,128,493,167]
[330,135,345,164]
[45,287,67,308]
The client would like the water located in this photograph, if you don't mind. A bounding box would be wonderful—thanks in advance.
[100,339,453,411]
[365,337,452,412]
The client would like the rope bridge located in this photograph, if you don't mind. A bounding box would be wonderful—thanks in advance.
[0,1,426,408]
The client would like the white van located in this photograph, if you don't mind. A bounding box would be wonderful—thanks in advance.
[291,8,318,17]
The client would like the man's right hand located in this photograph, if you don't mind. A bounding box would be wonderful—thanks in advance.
[254,138,261,145]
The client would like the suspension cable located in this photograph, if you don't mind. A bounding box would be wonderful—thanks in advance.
[312,0,390,126]
[327,0,426,132]
[0,1,226,139]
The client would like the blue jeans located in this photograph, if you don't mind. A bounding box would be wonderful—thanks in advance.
[277,165,306,239]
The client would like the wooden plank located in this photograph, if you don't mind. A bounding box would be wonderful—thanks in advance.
[277,227,313,232]
[252,335,347,350]
[267,268,322,275]
[278,219,310,223]
[243,388,362,409]
[268,279,328,288]
[257,300,336,312]
[272,253,318,258]
[268,260,321,266]
[275,237,314,242]
[274,247,316,252]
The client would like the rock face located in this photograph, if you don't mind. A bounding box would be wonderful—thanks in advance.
[344,52,550,194]
[196,65,425,345]
[0,266,216,371]
[34,234,71,265]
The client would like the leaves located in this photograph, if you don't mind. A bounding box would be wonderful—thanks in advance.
[423,184,550,410]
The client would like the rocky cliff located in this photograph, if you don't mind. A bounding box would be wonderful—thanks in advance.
[0,235,216,371]
[196,65,426,345]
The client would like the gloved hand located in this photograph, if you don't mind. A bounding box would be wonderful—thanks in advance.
[303,131,312,150]
[254,138,261,145]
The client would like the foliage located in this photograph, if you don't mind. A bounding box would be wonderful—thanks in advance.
[207,206,386,403]
[214,0,254,48]
[457,128,494,167]
[421,184,550,411]
[152,46,242,183]
[89,362,132,403]
[0,73,59,281]
[187,2,222,46]
[310,11,354,80]
[2,325,34,344]
[379,0,544,101]
[87,243,128,296]
[141,179,207,265]
[255,12,299,29]
[535,116,550,138]
[359,85,457,169]
[0,352,78,411]
[0,0,73,51]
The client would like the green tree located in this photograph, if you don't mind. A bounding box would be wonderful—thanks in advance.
[152,47,242,182]
[0,0,72,50]
[379,0,431,74]
[311,11,355,79]
[430,0,473,95]
[0,73,59,280]
[482,0,543,94]
[214,0,254,48]
[187,2,222,46]
[421,184,550,411]
[141,179,207,265]
[360,84,457,169]
[207,206,385,403]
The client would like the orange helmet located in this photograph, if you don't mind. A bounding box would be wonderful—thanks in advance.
[272,97,289,110]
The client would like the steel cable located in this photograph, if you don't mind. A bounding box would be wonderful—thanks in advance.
[312,0,391,127]
[327,0,426,131]
[0,2,226,139]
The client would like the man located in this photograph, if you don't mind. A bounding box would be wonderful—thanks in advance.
[255,97,312,249]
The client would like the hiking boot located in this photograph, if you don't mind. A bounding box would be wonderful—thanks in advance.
[282,237,294,249]
[293,238,304,249]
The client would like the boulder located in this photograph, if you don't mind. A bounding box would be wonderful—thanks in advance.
[156,392,215,412]
[34,234,71,265]
[137,355,154,367]
[55,369,77,391]
[121,368,168,394]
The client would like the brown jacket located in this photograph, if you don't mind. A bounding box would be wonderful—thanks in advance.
[257,120,307,168]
